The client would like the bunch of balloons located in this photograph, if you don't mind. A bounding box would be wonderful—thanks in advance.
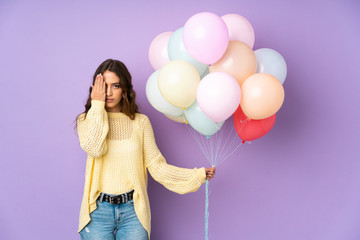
[147,12,287,142]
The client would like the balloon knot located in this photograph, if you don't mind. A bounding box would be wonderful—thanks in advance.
[242,140,245,144]
[206,136,210,139]
[185,121,189,125]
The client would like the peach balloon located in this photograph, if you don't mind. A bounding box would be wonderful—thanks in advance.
[209,41,257,86]
[240,73,284,120]
[164,114,187,123]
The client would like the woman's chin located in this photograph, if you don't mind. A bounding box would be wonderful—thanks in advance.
[106,102,116,107]
[105,102,121,112]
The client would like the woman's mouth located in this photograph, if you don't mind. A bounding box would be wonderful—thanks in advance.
[106,99,114,103]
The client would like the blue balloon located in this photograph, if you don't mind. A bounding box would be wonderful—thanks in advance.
[254,48,287,84]
[184,101,224,137]
[168,27,208,76]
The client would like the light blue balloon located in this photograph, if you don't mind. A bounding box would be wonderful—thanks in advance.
[184,101,224,137]
[168,27,208,76]
[146,71,184,116]
[254,48,287,84]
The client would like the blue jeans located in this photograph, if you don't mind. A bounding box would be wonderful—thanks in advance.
[80,194,148,240]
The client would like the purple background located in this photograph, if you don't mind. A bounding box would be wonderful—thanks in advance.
[1,0,359,239]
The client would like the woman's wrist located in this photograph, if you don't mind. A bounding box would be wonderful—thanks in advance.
[91,100,106,108]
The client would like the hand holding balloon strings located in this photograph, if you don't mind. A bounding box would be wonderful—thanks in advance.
[205,166,216,180]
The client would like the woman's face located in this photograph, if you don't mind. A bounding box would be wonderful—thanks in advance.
[103,70,123,112]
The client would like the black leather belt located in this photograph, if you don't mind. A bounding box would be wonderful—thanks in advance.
[98,190,134,205]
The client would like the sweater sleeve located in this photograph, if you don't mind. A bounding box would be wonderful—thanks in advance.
[141,115,206,194]
[77,100,109,158]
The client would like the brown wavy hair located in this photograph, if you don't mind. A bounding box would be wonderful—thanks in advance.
[75,59,140,129]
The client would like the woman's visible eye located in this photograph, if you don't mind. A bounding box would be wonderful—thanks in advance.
[114,85,120,89]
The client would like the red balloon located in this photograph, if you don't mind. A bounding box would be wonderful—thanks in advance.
[233,105,276,141]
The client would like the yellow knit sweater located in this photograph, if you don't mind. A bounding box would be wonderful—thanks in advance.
[77,100,206,237]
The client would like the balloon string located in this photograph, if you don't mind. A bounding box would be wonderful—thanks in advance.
[217,124,243,164]
[214,121,225,166]
[185,123,212,164]
[185,118,248,240]
[205,179,209,240]
[213,120,235,165]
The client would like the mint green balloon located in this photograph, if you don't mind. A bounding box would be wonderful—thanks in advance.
[184,101,224,137]
[168,27,208,76]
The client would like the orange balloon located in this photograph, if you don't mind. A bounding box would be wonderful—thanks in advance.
[209,41,257,86]
[240,73,285,119]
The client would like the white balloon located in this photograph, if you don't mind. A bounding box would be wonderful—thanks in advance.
[197,72,241,123]
[254,48,287,84]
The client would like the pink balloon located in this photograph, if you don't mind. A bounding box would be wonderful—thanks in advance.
[148,31,172,70]
[183,12,229,65]
[221,14,255,48]
[197,72,241,122]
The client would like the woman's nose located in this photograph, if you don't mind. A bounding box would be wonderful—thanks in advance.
[106,85,112,96]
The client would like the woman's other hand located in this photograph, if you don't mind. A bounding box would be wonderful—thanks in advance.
[205,166,216,181]
[91,73,106,102]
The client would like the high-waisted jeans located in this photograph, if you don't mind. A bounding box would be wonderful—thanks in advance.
[80,194,148,240]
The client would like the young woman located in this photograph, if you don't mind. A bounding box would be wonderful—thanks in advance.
[76,59,215,239]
